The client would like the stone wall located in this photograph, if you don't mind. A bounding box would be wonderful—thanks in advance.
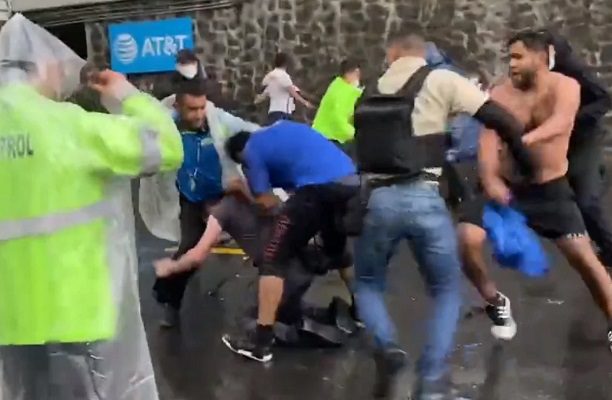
[86,0,612,127]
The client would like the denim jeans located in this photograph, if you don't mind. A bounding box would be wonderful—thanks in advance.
[354,180,462,381]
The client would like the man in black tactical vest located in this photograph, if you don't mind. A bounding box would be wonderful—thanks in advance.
[350,32,535,400]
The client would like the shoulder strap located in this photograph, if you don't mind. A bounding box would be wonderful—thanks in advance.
[358,65,433,101]
[396,65,432,101]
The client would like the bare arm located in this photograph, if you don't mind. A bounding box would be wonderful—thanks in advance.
[187,215,224,263]
[522,76,581,145]
[153,215,223,277]
[478,128,502,184]
[289,86,314,109]
[477,85,514,204]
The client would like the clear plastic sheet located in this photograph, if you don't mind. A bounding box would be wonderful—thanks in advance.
[0,14,158,400]
[138,100,181,242]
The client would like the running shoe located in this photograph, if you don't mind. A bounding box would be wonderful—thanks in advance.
[485,292,517,340]
[222,332,273,363]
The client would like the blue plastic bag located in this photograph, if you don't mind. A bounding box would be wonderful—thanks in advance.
[482,202,550,277]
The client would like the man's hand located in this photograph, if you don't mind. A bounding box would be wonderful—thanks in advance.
[256,192,281,213]
[483,177,512,205]
[153,257,180,278]
[88,70,128,98]
[521,133,536,146]
[225,178,254,201]
[154,250,201,278]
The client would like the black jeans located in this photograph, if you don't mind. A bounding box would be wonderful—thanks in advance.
[153,196,209,309]
[267,111,291,125]
[260,181,357,277]
[567,131,612,265]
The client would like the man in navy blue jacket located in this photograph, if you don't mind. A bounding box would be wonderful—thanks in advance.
[543,31,612,266]
[153,79,259,327]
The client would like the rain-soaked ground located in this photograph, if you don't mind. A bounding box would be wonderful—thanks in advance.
[134,178,612,400]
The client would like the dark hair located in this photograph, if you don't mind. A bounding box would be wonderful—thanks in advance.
[176,49,199,64]
[340,59,360,76]
[225,131,252,163]
[387,31,426,51]
[274,52,289,68]
[507,31,549,52]
[176,79,207,102]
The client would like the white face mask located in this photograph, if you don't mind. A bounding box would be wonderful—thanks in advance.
[177,63,198,79]
[548,45,556,70]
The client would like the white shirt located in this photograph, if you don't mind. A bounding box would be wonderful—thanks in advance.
[262,68,296,114]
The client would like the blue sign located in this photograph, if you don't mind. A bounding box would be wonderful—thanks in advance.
[109,18,194,74]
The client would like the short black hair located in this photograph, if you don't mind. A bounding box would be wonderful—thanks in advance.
[175,79,207,102]
[340,59,360,76]
[507,30,549,52]
[274,52,289,68]
[387,31,426,51]
[176,49,199,64]
[225,131,252,163]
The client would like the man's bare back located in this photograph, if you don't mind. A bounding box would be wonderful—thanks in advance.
[490,71,580,184]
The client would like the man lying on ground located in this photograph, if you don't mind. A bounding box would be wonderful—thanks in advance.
[154,194,360,346]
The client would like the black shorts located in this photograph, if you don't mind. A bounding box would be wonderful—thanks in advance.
[458,177,587,240]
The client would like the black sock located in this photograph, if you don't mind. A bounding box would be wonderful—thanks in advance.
[256,324,274,346]
[489,293,505,307]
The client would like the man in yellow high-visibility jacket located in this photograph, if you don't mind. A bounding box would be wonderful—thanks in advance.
[0,14,183,400]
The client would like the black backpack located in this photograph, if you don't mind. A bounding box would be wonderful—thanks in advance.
[353,66,448,175]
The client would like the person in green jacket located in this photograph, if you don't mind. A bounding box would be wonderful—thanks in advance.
[312,59,363,156]
[0,14,182,400]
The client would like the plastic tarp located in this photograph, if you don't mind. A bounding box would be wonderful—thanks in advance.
[482,202,550,277]
[0,14,158,400]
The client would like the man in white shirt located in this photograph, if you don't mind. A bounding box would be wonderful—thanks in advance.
[257,53,313,124]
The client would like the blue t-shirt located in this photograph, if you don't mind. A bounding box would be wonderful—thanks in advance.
[244,121,356,195]
[176,128,224,203]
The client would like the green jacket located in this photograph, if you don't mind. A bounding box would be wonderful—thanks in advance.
[0,84,183,345]
[312,77,363,144]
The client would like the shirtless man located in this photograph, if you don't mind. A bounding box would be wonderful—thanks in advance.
[457,31,612,352]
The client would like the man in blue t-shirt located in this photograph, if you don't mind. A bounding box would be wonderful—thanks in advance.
[221,120,358,362]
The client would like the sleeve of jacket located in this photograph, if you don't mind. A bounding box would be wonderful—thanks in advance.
[73,89,184,177]
[215,108,261,184]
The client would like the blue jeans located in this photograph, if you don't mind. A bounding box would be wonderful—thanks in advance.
[354,180,462,381]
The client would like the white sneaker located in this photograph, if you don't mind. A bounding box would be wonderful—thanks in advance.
[485,292,517,341]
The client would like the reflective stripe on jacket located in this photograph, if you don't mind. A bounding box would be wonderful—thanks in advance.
[0,84,183,345]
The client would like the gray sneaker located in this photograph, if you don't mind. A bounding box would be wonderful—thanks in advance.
[160,304,180,328]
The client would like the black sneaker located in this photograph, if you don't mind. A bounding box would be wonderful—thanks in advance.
[373,347,408,398]
[159,304,180,329]
[221,333,273,363]
[485,292,517,341]
[607,326,611,354]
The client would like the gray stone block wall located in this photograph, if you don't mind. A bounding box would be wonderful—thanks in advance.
[86,0,612,130]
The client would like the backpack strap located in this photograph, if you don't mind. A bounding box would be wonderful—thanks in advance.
[395,65,433,106]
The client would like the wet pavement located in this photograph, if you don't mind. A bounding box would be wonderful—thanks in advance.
[134,192,612,400]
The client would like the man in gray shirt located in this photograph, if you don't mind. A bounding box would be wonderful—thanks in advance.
[154,194,358,344]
